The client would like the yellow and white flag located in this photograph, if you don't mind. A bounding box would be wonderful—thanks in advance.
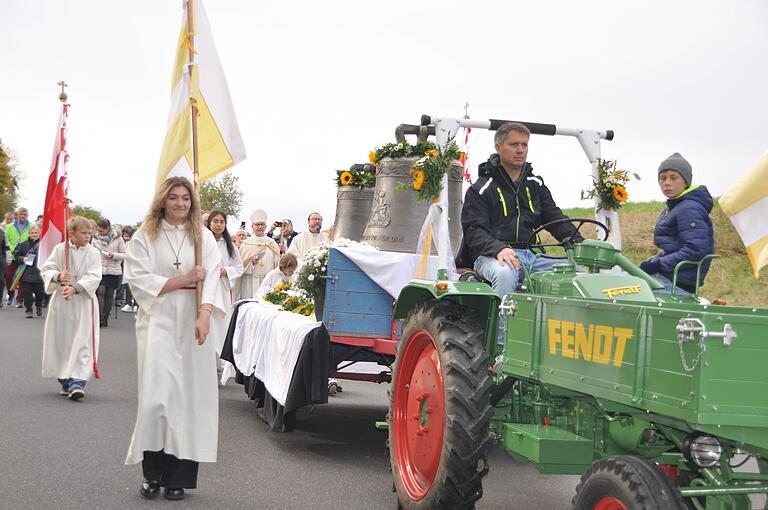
[719,152,768,278]
[156,0,246,189]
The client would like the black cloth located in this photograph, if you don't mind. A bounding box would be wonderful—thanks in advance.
[13,239,43,283]
[99,274,121,289]
[221,301,330,432]
[142,450,199,489]
[96,285,116,324]
[460,154,583,264]
[21,281,44,312]
[0,229,6,303]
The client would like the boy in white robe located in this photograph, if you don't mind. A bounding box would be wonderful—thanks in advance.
[124,177,226,501]
[40,216,102,400]
[257,253,298,296]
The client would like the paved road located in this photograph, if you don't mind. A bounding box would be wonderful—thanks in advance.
[0,303,578,509]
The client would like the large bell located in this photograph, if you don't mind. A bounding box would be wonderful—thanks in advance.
[331,164,375,242]
[361,157,463,254]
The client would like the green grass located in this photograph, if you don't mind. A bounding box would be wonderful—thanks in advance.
[559,202,768,307]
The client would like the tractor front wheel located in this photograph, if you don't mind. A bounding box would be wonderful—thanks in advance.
[389,300,493,510]
[572,456,685,510]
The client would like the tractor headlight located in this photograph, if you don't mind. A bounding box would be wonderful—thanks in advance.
[683,433,723,468]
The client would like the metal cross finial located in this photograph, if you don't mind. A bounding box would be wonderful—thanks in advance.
[463,102,470,119]
[58,80,68,102]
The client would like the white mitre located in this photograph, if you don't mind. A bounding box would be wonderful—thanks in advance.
[250,209,268,224]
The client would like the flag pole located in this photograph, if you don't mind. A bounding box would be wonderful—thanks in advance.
[185,0,203,308]
[58,81,71,283]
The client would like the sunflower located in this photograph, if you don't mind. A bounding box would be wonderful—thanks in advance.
[425,148,439,160]
[412,170,426,190]
[340,171,354,186]
[613,185,628,202]
[369,151,377,164]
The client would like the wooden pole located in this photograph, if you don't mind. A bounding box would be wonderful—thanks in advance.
[59,82,70,284]
[186,0,203,308]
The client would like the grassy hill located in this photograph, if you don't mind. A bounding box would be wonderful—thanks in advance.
[558,201,768,308]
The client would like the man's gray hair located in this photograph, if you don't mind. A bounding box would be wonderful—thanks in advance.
[494,122,531,145]
[16,207,28,214]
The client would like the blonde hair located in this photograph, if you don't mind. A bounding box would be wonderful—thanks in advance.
[279,253,298,272]
[67,216,92,232]
[141,177,203,246]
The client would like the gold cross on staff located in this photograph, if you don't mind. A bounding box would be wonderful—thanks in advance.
[463,102,470,119]
[58,80,68,102]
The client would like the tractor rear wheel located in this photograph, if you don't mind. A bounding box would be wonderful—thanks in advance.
[572,456,685,510]
[389,300,493,510]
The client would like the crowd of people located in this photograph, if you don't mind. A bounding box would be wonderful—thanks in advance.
[0,122,716,502]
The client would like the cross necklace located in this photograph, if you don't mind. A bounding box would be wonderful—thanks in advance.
[162,229,188,271]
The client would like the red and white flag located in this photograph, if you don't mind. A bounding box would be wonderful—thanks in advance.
[38,103,71,268]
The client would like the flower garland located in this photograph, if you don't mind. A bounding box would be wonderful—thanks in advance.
[263,281,314,316]
[370,140,438,165]
[336,165,375,188]
[400,141,462,202]
[295,238,369,302]
[581,159,640,211]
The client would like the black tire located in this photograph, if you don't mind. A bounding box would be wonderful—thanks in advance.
[572,456,685,510]
[389,300,493,510]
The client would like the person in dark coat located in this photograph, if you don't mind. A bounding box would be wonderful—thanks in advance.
[460,122,582,297]
[0,228,7,308]
[13,224,45,318]
[639,153,714,294]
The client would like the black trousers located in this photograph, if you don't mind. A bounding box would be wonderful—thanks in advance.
[21,281,44,312]
[142,450,199,489]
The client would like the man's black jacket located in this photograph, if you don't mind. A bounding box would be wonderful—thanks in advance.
[460,154,581,264]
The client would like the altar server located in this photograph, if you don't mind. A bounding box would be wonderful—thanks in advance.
[40,216,102,400]
[205,210,243,380]
[238,208,280,298]
[124,177,226,501]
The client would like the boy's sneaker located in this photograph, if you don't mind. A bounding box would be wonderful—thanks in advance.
[25,310,33,318]
[16,302,23,308]
[5,297,12,306]
[68,387,85,401]
[121,304,133,313]
[59,384,70,396]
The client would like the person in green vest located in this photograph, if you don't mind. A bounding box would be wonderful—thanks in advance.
[5,207,31,307]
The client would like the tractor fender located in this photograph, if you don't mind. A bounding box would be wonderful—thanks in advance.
[394,280,502,351]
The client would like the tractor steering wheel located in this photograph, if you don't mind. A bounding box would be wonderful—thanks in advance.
[527,218,609,259]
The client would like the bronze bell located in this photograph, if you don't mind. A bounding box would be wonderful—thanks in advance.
[331,163,375,242]
[361,157,463,254]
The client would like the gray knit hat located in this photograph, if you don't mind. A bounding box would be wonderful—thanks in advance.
[658,152,692,186]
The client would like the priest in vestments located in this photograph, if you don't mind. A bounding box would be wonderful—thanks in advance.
[124,177,227,501]
[40,216,102,400]
[287,211,329,263]
[238,209,280,298]
[205,211,243,385]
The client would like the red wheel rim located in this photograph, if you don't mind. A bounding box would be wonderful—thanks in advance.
[594,497,628,510]
[392,329,446,501]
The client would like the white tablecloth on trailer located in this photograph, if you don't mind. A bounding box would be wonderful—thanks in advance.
[336,246,449,299]
[229,300,320,406]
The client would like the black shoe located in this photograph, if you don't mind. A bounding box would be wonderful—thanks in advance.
[25,310,33,318]
[165,488,185,501]
[140,479,160,499]
[36,306,42,317]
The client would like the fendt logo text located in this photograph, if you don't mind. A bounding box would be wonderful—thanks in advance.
[547,319,634,367]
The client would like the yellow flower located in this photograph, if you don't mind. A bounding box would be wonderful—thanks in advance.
[369,151,377,164]
[613,185,628,202]
[413,170,426,190]
[340,171,353,186]
[425,148,439,160]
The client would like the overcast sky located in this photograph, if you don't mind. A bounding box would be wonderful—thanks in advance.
[1,0,766,230]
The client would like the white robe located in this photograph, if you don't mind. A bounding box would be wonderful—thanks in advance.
[40,242,102,381]
[211,237,243,356]
[287,231,329,262]
[257,267,295,296]
[238,235,280,299]
[124,222,226,464]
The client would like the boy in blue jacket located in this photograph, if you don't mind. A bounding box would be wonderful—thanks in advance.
[640,153,715,295]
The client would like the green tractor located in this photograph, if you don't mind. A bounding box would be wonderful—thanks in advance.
[389,217,768,510]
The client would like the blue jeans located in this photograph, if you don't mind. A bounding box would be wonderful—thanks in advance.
[474,250,561,344]
[58,378,87,390]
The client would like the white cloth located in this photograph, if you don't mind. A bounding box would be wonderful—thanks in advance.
[124,222,226,464]
[229,300,320,406]
[211,237,243,356]
[336,246,444,299]
[40,242,102,381]
[287,231,328,261]
[256,267,295,296]
[238,235,280,299]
